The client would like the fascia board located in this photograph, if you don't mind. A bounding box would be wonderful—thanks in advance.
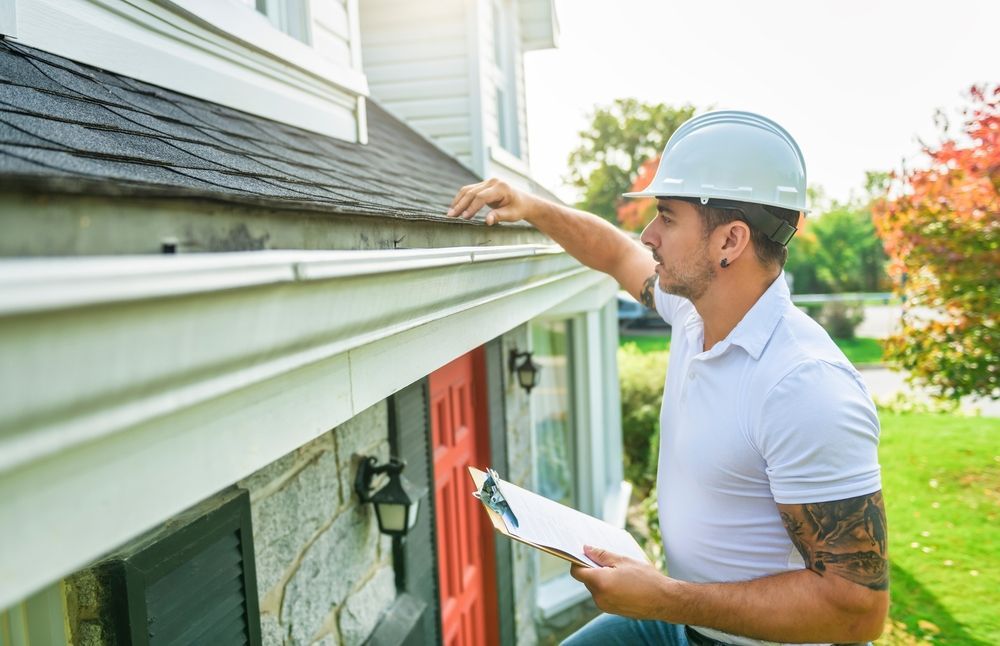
[0,245,605,611]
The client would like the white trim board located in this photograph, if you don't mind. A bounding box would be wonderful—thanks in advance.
[0,246,614,609]
[0,0,16,37]
[13,0,368,141]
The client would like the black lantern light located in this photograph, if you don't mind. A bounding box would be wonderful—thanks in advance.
[354,456,426,536]
[508,349,541,394]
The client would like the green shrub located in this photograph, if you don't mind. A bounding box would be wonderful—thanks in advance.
[818,301,865,339]
[618,342,668,496]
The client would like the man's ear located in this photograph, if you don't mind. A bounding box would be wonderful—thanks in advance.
[717,220,752,263]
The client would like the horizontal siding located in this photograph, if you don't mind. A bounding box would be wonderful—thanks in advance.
[312,0,349,39]
[366,56,467,81]
[308,0,353,66]
[382,96,471,121]
[402,115,471,138]
[370,77,468,102]
[360,0,473,165]
[363,39,466,66]
[360,0,465,28]
[313,23,351,63]
[360,20,465,46]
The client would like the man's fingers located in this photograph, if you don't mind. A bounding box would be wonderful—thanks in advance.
[583,545,624,567]
[448,181,487,213]
[458,186,505,220]
[447,179,499,217]
[570,563,598,584]
[485,207,514,226]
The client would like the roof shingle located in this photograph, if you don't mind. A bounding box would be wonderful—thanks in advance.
[0,39,491,223]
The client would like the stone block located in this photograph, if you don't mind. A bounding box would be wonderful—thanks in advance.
[334,401,388,465]
[339,566,396,646]
[250,447,341,597]
[260,611,287,646]
[240,433,333,502]
[77,622,105,646]
[282,505,380,644]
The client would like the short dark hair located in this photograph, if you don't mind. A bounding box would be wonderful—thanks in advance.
[695,203,801,267]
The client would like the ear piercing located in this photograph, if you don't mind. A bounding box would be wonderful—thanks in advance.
[720,258,730,268]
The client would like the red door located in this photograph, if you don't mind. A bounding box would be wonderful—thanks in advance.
[429,348,499,646]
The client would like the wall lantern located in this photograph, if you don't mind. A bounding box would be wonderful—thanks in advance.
[354,456,426,536]
[508,349,540,394]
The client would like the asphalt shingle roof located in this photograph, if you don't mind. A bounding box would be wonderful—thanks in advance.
[0,39,489,223]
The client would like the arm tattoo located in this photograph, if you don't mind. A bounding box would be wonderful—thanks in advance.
[639,274,657,309]
[778,491,888,591]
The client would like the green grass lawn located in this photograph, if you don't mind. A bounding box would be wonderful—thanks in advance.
[619,334,670,354]
[621,334,882,366]
[835,336,884,366]
[877,412,1000,644]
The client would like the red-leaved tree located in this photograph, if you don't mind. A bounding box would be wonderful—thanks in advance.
[872,85,999,400]
[616,156,660,232]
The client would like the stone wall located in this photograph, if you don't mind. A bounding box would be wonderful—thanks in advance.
[240,401,395,646]
[62,401,396,646]
[501,324,539,646]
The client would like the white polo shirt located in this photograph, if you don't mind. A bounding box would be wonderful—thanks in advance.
[653,274,881,646]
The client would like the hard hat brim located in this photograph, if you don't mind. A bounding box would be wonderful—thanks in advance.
[621,190,809,215]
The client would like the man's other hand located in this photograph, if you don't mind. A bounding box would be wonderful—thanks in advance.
[570,545,670,621]
[446,178,537,226]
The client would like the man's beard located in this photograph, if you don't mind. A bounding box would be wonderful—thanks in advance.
[659,253,716,301]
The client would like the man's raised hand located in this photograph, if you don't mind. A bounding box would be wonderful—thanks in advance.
[446,178,535,226]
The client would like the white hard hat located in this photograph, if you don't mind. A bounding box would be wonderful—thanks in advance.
[623,110,807,245]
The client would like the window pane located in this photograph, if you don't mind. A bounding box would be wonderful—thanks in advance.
[496,88,509,153]
[531,320,576,583]
[256,0,311,44]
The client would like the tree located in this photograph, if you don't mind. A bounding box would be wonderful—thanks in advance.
[872,85,999,401]
[567,99,697,226]
[785,200,889,294]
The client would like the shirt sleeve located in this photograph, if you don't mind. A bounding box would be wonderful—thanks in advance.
[752,359,882,504]
[653,282,691,327]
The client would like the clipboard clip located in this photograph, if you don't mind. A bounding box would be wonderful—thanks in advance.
[473,468,519,529]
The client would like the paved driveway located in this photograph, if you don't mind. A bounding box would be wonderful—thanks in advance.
[857,366,999,417]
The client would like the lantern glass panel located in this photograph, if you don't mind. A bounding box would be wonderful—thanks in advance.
[375,502,407,533]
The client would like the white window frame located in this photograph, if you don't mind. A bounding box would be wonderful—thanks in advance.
[532,287,630,618]
[490,0,521,158]
[8,0,369,142]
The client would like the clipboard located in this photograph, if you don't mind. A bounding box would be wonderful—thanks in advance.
[469,466,649,568]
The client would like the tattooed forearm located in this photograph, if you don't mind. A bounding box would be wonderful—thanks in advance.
[639,274,657,309]
[778,491,889,591]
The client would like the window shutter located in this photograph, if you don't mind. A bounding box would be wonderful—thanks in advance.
[103,489,262,646]
[387,380,440,646]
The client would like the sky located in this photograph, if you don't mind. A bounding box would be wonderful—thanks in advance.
[523,0,999,209]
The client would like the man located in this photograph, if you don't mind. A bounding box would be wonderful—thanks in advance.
[447,111,888,646]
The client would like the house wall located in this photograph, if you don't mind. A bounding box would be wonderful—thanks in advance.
[239,401,394,645]
[500,323,540,646]
[359,0,477,170]
[311,0,353,64]
[479,0,530,165]
[60,402,395,646]
[8,0,367,141]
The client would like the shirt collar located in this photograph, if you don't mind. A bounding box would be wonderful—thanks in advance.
[726,272,791,360]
